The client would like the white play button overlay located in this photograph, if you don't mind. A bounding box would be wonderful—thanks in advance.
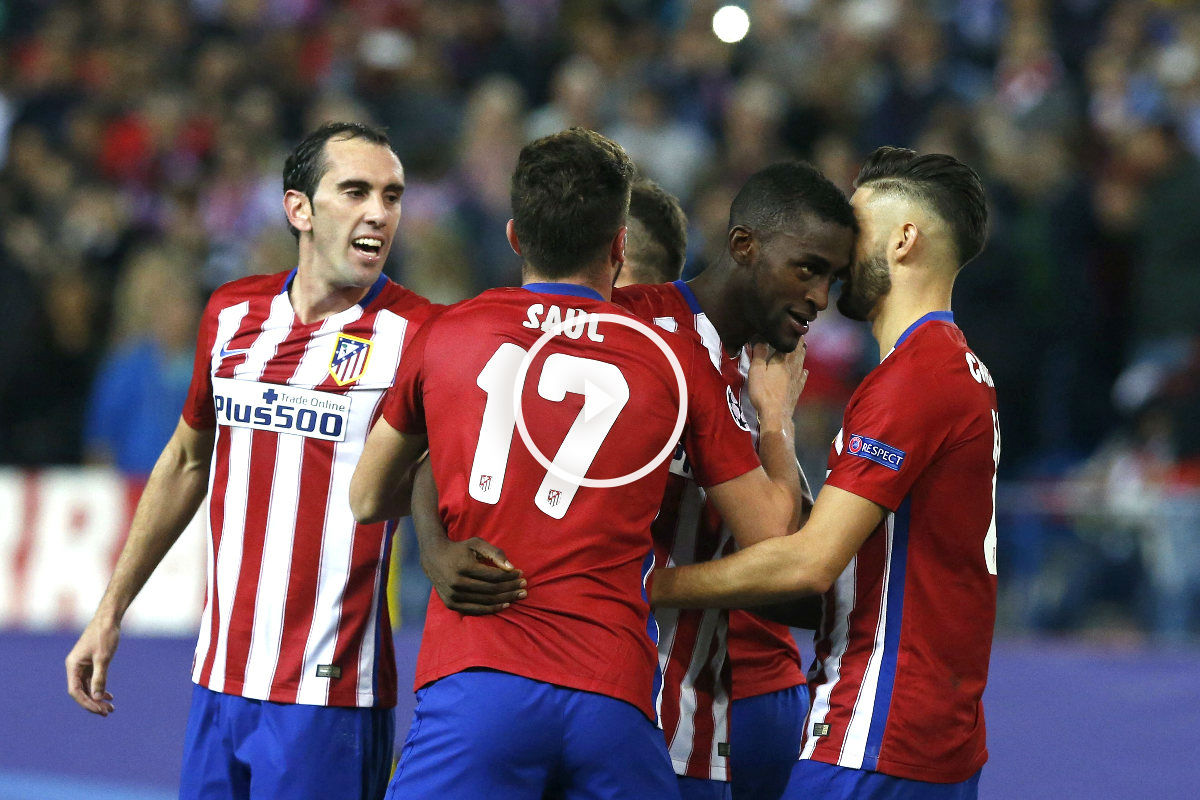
[583,378,616,422]
[512,312,688,490]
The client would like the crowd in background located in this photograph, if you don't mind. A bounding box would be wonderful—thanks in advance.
[1,0,1197,637]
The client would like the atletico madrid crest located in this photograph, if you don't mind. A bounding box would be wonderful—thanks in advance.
[329,333,372,386]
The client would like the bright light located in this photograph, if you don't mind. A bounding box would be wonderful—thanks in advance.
[712,5,750,44]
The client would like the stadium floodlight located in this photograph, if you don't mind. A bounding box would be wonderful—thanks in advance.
[712,5,750,44]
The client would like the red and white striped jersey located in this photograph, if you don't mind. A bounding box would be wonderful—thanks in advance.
[180,269,437,708]
[802,313,999,783]
[613,281,806,781]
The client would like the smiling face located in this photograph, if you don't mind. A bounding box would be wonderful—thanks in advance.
[837,186,893,321]
[288,136,405,291]
[740,215,855,352]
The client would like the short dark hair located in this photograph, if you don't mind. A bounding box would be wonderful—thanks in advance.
[854,146,988,267]
[511,127,635,278]
[729,161,856,236]
[282,121,394,238]
[625,178,688,284]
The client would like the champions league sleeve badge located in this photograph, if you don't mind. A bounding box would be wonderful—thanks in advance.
[328,333,372,386]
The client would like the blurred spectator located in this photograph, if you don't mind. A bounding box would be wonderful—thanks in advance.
[2,0,1200,637]
[82,246,202,478]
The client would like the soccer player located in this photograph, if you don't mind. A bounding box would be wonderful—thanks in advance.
[348,128,809,800]
[416,162,856,800]
[615,177,689,287]
[653,146,999,800]
[65,121,435,800]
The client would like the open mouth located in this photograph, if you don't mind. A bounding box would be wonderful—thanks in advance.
[352,236,384,258]
[788,310,812,335]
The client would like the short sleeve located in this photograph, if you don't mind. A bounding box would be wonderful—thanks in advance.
[380,312,438,434]
[180,296,219,430]
[824,364,950,511]
[679,340,761,488]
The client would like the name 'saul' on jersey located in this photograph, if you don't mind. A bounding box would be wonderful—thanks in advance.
[523,303,605,342]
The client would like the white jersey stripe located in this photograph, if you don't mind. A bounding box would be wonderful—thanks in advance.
[240,430,304,698]
[212,301,251,360]
[801,555,856,759]
[234,294,293,379]
[840,511,895,768]
[207,425,253,692]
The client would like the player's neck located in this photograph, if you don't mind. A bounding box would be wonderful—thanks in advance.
[288,267,372,325]
[522,267,614,302]
[871,274,955,357]
[687,267,750,356]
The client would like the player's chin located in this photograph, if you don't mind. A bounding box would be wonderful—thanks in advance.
[769,329,802,354]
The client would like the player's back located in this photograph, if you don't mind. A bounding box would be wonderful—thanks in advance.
[401,284,757,720]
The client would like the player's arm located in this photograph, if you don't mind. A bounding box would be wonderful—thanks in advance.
[66,418,215,716]
[409,459,526,615]
[705,342,809,548]
[653,484,884,608]
[349,417,429,523]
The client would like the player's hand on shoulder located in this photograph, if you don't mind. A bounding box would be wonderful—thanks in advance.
[747,340,808,425]
[421,536,527,616]
[65,617,119,716]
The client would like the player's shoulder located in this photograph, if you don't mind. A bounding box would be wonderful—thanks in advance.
[207,269,290,308]
[902,321,990,382]
[371,278,442,320]
[612,281,689,320]
[871,320,995,414]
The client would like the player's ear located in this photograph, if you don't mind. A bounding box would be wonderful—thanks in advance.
[506,219,522,256]
[892,222,918,263]
[610,226,626,265]
[728,225,755,266]
[284,190,313,234]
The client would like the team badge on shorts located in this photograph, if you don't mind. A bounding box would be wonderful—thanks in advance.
[329,334,372,386]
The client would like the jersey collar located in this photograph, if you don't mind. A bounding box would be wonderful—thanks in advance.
[522,282,604,301]
[893,310,955,350]
[281,268,389,310]
[672,279,704,314]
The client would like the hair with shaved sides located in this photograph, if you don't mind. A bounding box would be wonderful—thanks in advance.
[625,177,688,284]
[854,146,988,268]
[728,161,856,236]
[282,121,396,239]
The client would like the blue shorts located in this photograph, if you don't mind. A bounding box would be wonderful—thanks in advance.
[677,775,731,800]
[729,685,808,800]
[179,684,395,800]
[784,759,981,800]
[388,670,680,800]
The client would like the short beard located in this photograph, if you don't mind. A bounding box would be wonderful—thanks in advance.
[837,253,891,321]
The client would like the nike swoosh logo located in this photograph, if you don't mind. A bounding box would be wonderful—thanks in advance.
[219,345,251,359]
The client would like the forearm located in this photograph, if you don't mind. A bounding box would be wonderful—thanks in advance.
[410,456,451,573]
[652,534,828,609]
[752,411,805,536]
[95,428,211,623]
[349,420,427,524]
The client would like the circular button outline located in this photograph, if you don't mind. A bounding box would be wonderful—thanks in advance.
[511,312,688,489]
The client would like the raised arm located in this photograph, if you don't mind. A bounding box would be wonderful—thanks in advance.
[745,340,810,534]
[349,417,429,523]
[66,417,215,715]
[653,485,885,608]
[702,342,809,548]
